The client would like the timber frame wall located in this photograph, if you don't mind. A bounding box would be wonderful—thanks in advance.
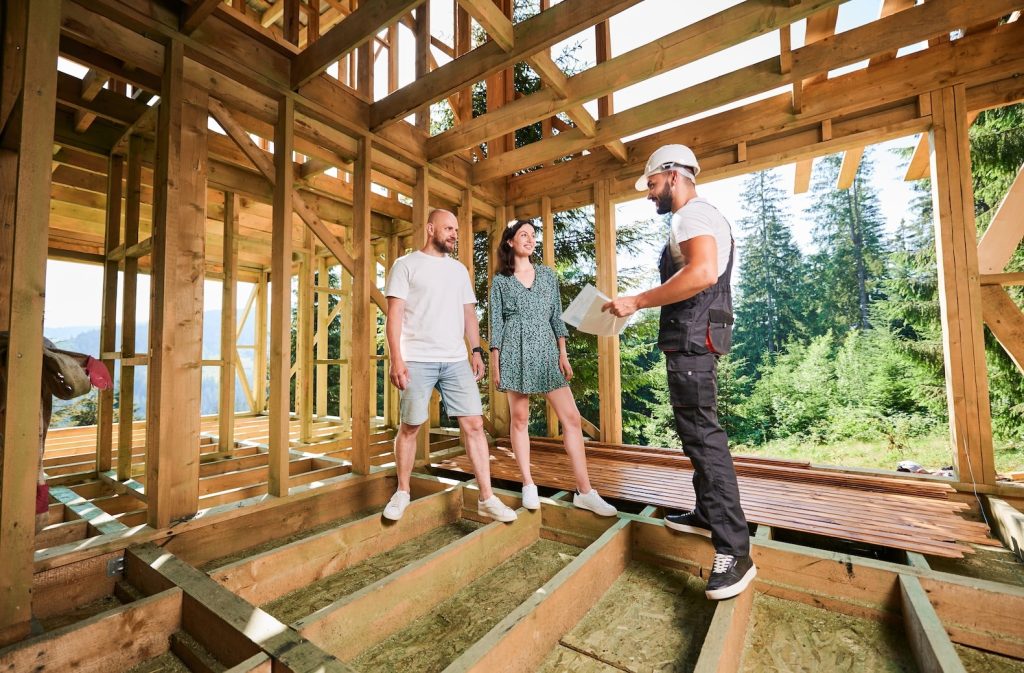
[1,0,1024,647]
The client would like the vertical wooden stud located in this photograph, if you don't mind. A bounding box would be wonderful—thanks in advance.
[97,155,123,472]
[118,135,142,481]
[219,191,238,453]
[541,195,559,438]
[351,135,373,474]
[594,180,622,444]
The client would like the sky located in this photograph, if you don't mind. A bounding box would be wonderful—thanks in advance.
[44,0,926,329]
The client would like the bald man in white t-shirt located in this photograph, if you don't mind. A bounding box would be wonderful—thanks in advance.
[383,209,517,524]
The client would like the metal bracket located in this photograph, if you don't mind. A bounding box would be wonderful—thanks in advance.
[106,556,125,577]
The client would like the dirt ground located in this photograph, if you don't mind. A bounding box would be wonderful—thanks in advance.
[352,538,580,673]
[927,544,1024,587]
[537,561,715,673]
[199,506,381,571]
[740,594,918,672]
[263,519,482,623]
[955,644,1024,672]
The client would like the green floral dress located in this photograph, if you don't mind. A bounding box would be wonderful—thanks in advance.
[489,265,571,394]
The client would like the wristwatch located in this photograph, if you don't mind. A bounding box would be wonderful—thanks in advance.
[472,346,485,355]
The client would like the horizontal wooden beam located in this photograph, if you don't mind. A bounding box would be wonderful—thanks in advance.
[474,0,1021,183]
[292,0,425,89]
[371,0,642,129]
[899,574,968,673]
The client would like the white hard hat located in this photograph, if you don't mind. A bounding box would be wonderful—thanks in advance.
[635,144,700,191]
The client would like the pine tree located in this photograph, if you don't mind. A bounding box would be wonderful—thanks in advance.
[806,152,888,335]
[732,169,809,376]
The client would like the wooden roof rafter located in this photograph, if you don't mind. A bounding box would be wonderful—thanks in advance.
[468,0,1023,185]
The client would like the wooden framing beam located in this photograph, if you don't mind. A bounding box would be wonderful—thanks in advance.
[594,179,622,444]
[0,0,60,645]
[471,0,1019,184]
[181,0,226,35]
[978,161,1024,274]
[693,575,755,673]
[350,134,373,475]
[96,154,123,473]
[269,96,294,498]
[458,0,514,51]
[427,0,844,161]
[980,285,1024,375]
[899,574,967,673]
[296,508,538,660]
[118,135,143,481]
[146,41,208,528]
[292,0,425,89]
[793,156,813,194]
[836,145,864,190]
[371,0,642,129]
[929,84,995,486]
[220,191,239,452]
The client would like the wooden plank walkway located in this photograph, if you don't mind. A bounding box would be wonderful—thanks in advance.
[436,439,993,558]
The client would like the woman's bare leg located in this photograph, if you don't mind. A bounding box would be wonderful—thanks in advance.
[545,386,592,493]
[507,390,534,485]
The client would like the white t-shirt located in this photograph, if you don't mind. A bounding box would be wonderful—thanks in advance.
[384,251,477,362]
[668,197,732,278]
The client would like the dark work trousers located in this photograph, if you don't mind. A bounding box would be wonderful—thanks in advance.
[666,352,749,557]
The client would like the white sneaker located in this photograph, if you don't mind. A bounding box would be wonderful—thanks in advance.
[521,484,540,510]
[478,495,518,522]
[382,490,411,521]
[573,489,617,517]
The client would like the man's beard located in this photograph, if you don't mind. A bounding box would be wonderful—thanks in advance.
[654,184,673,215]
[431,235,455,253]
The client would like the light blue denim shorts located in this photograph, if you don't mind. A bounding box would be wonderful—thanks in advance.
[401,360,483,426]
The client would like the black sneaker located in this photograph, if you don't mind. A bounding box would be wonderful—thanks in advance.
[664,510,712,538]
[705,553,757,600]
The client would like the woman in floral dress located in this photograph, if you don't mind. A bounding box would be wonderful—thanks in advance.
[489,220,616,517]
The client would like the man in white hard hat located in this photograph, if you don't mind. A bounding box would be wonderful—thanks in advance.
[603,144,755,601]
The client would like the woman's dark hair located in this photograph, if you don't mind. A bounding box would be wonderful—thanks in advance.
[497,219,537,276]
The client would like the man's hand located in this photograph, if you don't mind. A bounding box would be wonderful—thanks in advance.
[602,295,641,318]
[389,359,410,390]
[471,352,485,381]
[559,353,574,381]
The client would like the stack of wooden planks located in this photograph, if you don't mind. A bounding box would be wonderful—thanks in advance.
[436,438,993,558]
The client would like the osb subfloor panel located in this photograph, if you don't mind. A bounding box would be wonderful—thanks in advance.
[351,539,581,673]
[538,561,715,673]
[955,644,1024,673]
[36,594,124,632]
[264,519,484,622]
[199,506,382,571]
[740,593,918,672]
[927,544,1024,587]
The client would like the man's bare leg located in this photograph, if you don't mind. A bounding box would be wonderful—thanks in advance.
[394,421,421,493]
[457,414,493,500]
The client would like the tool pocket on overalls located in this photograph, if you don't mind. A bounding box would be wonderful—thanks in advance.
[666,354,717,407]
[706,309,734,355]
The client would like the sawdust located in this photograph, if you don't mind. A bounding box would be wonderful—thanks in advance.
[955,644,1024,672]
[352,539,580,673]
[263,519,483,623]
[537,561,714,673]
[123,650,190,673]
[740,594,918,673]
[199,506,381,571]
[927,544,1024,587]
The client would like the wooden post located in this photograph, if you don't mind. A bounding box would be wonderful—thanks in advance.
[541,195,559,438]
[219,191,238,453]
[928,85,996,485]
[388,23,400,94]
[384,234,400,426]
[594,179,622,444]
[118,135,142,481]
[283,0,300,46]
[254,269,269,415]
[315,256,329,418]
[97,155,123,472]
[455,3,472,125]
[298,229,314,444]
[269,96,295,497]
[0,0,59,645]
[146,41,208,528]
[340,270,352,426]
[414,3,430,132]
[351,135,373,475]
[411,166,432,461]
[489,208,510,437]
[356,0,374,99]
